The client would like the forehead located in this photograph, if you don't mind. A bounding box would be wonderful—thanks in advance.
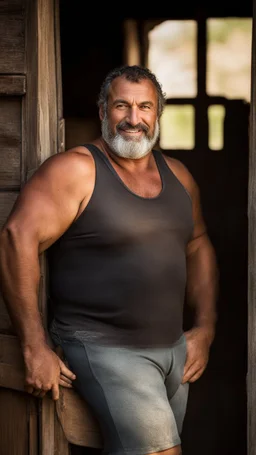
[108,76,158,105]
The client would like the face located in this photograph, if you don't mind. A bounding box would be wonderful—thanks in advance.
[100,76,160,159]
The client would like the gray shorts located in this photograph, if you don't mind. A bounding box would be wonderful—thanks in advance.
[50,326,189,455]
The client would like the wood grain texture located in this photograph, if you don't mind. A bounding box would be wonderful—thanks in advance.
[40,397,55,455]
[0,389,28,455]
[54,405,70,455]
[0,334,25,391]
[28,398,39,455]
[23,2,63,454]
[0,2,68,454]
[0,193,18,333]
[0,295,14,334]
[0,192,18,229]
[0,0,24,12]
[56,388,103,448]
[24,0,58,174]
[0,75,26,95]
[0,98,21,187]
[0,4,25,74]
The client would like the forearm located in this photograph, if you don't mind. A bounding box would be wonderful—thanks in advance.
[0,226,47,349]
[186,237,218,344]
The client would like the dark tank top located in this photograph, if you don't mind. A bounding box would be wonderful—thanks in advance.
[47,144,194,347]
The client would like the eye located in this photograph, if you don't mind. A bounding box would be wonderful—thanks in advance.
[116,103,128,109]
[141,104,151,110]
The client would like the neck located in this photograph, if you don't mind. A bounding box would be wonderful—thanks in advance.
[92,137,155,171]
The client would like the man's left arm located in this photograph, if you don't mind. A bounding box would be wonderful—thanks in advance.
[183,179,219,384]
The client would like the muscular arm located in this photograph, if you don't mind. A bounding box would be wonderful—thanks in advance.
[186,178,218,341]
[182,180,219,382]
[186,233,218,339]
[0,147,94,398]
[165,156,219,383]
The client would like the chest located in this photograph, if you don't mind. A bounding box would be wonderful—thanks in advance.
[71,179,193,251]
[110,164,163,199]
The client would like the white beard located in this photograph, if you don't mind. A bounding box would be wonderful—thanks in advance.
[101,116,160,159]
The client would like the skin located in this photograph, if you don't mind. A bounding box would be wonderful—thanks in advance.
[0,75,218,453]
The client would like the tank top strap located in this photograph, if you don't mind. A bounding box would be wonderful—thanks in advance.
[84,144,178,192]
[84,144,169,176]
[82,143,122,176]
[83,143,105,161]
[152,149,170,175]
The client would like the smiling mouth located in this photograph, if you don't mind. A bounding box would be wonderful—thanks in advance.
[117,121,149,135]
[118,127,144,134]
[122,129,141,133]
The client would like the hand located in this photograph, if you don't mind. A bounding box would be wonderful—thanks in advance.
[182,326,213,384]
[23,343,76,400]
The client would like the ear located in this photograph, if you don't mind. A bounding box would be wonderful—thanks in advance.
[99,104,104,121]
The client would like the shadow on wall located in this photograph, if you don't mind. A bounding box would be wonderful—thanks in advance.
[65,117,101,150]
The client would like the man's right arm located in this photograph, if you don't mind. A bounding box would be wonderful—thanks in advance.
[0,147,94,399]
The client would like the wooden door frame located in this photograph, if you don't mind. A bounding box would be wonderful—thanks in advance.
[24,1,67,454]
[248,0,256,453]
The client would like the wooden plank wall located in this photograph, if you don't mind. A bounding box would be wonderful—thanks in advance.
[0,1,70,454]
[0,3,33,454]
[0,1,25,336]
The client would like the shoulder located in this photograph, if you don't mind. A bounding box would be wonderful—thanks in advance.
[162,153,198,198]
[17,145,97,212]
[25,145,96,196]
[34,145,95,180]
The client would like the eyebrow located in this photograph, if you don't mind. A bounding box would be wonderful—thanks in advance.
[112,99,154,107]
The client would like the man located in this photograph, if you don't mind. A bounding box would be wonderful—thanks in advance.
[0,65,218,455]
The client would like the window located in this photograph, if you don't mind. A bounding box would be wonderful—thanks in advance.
[144,18,252,151]
[208,105,225,151]
[207,18,252,102]
[148,21,197,98]
[160,105,195,149]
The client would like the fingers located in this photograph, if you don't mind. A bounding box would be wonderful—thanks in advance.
[24,356,76,400]
[182,366,193,383]
[187,367,205,383]
[52,383,59,401]
[182,362,206,383]
[38,390,47,398]
[59,373,73,385]
[32,389,47,398]
[31,388,42,397]
[25,385,34,394]
[59,359,76,380]
[25,385,47,398]
[59,378,73,388]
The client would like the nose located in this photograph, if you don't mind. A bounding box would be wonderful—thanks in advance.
[127,106,140,126]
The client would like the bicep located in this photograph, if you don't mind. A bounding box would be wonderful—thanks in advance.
[190,182,207,241]
[3,162,81,252]
[186,178,210,256]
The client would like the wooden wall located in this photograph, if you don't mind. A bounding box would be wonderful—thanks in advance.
[0,0,25,335]
[0,1,69,454]
[0,3,36,453]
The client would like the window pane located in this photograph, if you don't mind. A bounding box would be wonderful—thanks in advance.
[160,105,195,149]
[148,21,197,98]
[208,105,225,150]
[207,18,252,102]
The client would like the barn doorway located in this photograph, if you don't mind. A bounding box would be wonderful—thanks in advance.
[59,4,252,454]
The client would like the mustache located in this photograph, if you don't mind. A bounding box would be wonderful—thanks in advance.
[116,121,149,133]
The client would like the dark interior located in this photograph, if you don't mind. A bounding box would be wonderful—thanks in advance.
[60,2,252,454]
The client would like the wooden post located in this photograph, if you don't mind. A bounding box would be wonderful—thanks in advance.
[248,0,256,453]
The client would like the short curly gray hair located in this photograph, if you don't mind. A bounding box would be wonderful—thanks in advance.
[97,65,166,118]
